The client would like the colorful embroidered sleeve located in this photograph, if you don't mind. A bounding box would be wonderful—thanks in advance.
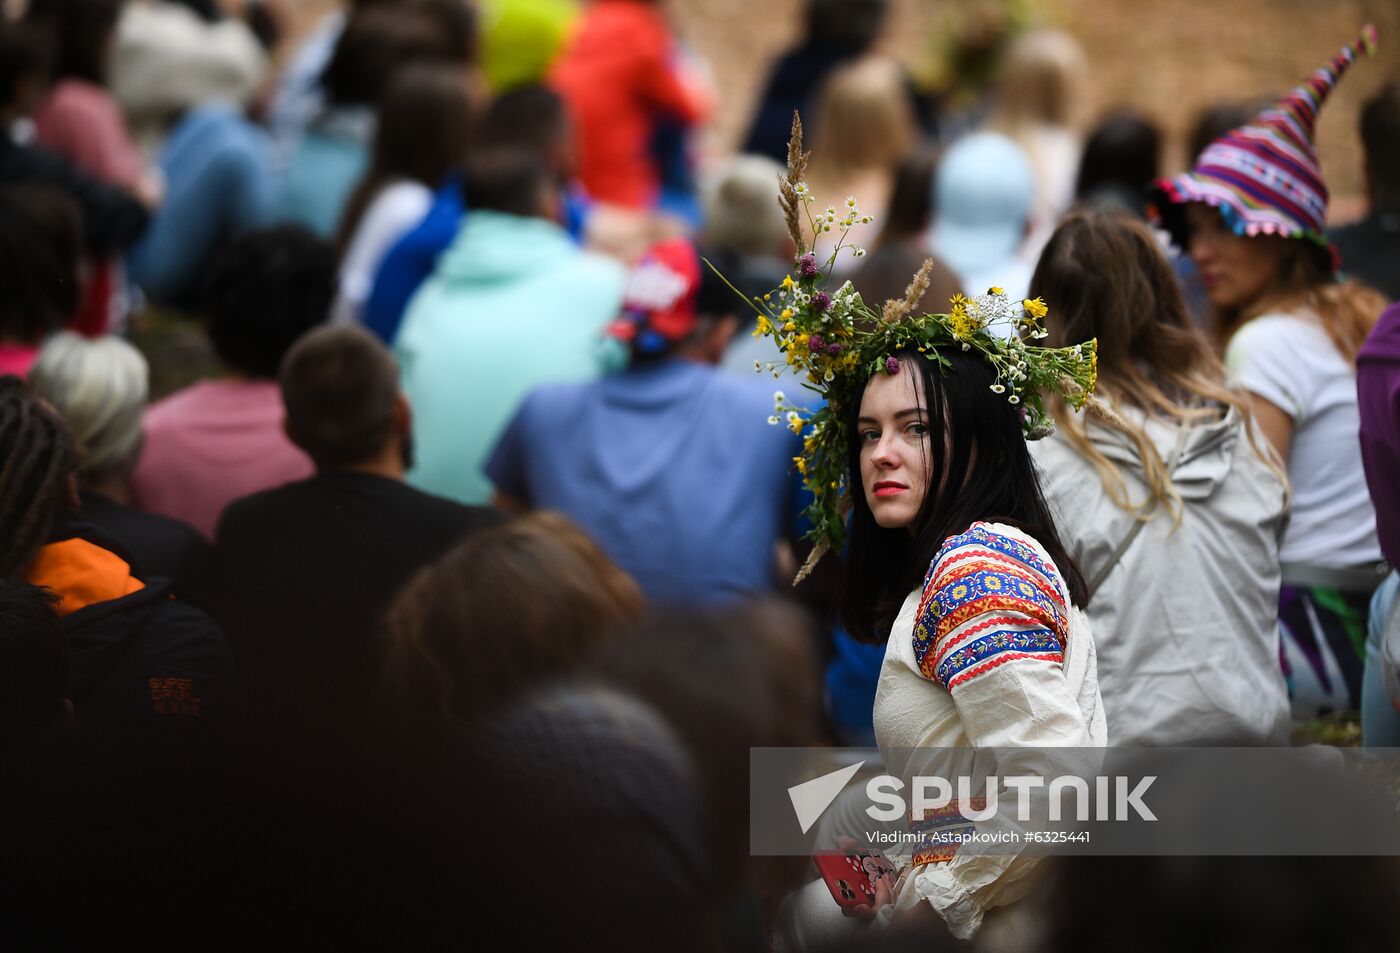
[899,526,1102,938]
[912,524,1068,692]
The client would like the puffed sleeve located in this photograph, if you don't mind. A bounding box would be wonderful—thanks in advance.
[912,526,1095,747]
[899,525,1099,937]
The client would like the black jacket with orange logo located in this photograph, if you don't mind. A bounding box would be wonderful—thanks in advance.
[24,523,239,727]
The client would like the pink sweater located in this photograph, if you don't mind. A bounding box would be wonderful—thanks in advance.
[34,80,144,185]
[130,379,313,538]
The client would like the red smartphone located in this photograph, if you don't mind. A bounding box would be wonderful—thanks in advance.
[813,849,897,909]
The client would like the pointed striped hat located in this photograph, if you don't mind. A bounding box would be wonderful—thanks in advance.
[1153,25,1379,271]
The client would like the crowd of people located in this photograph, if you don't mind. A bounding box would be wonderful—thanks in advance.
[1,0,1399,947]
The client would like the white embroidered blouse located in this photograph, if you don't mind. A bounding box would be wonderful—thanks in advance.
[872,521,1107,938]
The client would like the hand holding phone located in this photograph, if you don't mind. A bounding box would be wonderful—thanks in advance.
[814,848,898,911]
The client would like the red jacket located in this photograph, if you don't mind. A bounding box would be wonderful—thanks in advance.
[550,1,710,209]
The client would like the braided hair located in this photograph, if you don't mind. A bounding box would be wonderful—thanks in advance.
[0,376,75,578]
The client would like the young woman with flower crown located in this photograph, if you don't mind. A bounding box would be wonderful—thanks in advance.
[747,118,1105,944]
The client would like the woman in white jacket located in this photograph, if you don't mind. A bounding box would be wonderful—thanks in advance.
[1029,211,1291,745]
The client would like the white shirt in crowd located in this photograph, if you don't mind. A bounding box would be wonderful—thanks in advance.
[1226,310,1382,569]
[330,179,433,327]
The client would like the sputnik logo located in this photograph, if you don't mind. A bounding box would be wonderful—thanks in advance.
[787,761,865,834]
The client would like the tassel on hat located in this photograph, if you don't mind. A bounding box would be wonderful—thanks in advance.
[1152,25,1379,268]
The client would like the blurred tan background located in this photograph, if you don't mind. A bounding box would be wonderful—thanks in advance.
[672,0,1400,224]
[181,0,1400,222]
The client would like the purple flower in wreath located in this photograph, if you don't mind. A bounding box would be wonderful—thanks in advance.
[796,253,819,279]
[811,291,831,313]
[808,333,825,351]
[826,342,842,356]
[885,355,899,375]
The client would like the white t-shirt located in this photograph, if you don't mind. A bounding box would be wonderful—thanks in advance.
[330,179,433,326]
[1226,310,1381,568]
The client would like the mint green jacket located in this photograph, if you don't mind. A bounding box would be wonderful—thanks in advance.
[397,211,626,504]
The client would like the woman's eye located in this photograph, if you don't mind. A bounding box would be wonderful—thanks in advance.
[860,429,879,443]
[907,422,929,437]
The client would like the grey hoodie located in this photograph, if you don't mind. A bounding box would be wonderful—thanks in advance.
[1032,404,1291,745]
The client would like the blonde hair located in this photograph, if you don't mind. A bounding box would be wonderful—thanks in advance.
[1030,210,1285,519]
[807,56,916,188]
[28,332,148,480]
[991,28,1090,131]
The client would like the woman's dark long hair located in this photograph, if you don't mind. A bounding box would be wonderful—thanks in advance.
[838,347,1087,643]
[335,64,478,256]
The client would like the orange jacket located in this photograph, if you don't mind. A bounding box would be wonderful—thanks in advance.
[550,1,710,208]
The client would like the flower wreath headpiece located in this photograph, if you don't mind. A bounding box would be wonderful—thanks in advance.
[711,115,1100,581]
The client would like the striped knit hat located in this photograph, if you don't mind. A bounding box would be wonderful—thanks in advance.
[1153,25,1379,271]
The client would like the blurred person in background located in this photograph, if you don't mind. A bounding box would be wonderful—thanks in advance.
[548,0,712,212]
[129,226,335,537]
[1329,81,1400,302]
[477,0,578,93]
[24,0,159,199]
[850,148,962,313]
[1357,300,1400,745]
[703,154,791,294]
[1,377,237,728]
[987,27,1090,248]
[1029,210,1290,745]
[29,332,211,605]
[25,0,162,335]
[705,153,799,377]
[0,580,70,752]
[126,95,278,308]
[742,0,891,163]
[922,0,1022,142]
[468,678,712,951]
[486,238,803,606]
[276,0,477,238]
[364,83,582,345]
[109,0,268,154]
[804,56,917,277]
[0,21,148,256]
[380,510,642,729]
[123,0,282,307]
[1073,109,1161,219]
[265,0,401,164]
[397,148,625,505]
[214,325,505,728]
[0,185,83,378]
[929,131,1035,308]
[596,599,824,950]
[1153,28,1387,720]
[331,64,480,327]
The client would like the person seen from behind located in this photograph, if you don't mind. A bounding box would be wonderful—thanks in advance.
[29,332,211,606]
[1,377,237,728]
[1029,210,1290,745]
[486,238,804,606]
[129,225,335,538]
[214,325,505,728]
[396,147,626,505]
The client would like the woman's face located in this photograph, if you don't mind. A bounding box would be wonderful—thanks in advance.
[1184,203,1289,312]
[858,364,932,530]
